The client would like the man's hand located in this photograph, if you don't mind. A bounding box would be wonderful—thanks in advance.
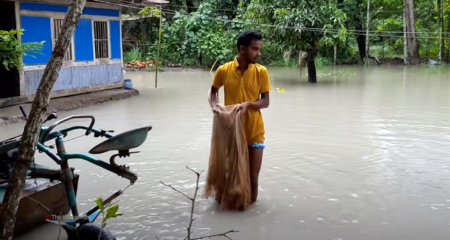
[236,102,251,112]
[211,103,220,113]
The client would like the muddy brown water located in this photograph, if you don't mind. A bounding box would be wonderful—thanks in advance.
[4,65,450,240]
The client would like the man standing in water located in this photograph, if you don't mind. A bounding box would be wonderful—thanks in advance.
[208,30,271,204]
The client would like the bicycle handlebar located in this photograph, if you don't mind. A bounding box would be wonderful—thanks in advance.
[59,126,114,139]
[40,115,95,143]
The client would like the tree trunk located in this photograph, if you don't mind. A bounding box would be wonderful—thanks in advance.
[298,50,307,77]
[186,0,197,13]
[403,10,408,64]
[404,0,420,65]
[447,11,450,61]
[354,0,366,62]
[283,48,292,66]
[0,0,86,239]
[334,46,337,65]
[307,50,317,83]
[365,0,370,64]
[438,0,444,62]
[181,0,188,12]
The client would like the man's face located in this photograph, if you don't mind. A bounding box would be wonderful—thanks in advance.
[242,40,263,64]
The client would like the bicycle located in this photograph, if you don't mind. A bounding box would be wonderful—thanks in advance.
[0,105,152,240]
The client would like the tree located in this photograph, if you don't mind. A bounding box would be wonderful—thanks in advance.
[404,0,421,64]
[0,0,87,239]
[124,0,449,69]
[154,0,237,67]
[337,0,367,62]
[447,8,450,61]
[236,0,347,82]
[354,0,367,62]
[437,0,444,62]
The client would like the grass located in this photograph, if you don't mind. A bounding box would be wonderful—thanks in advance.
[124,47,143,63]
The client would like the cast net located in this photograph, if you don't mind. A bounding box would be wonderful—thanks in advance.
[203,104,252,211]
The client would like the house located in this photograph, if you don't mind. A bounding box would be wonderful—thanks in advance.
[0,0,167,105]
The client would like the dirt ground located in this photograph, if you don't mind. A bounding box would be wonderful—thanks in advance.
[0,88,139,126]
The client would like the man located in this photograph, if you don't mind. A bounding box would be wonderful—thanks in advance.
[208,30,271,204]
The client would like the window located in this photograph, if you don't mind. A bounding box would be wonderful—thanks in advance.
[94,21,109,59]
[52,19,74,61]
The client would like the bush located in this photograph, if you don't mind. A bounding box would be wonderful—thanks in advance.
[0,29,44,71]
[124,46,144,63]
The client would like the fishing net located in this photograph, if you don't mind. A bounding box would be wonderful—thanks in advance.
[203,104,252,211]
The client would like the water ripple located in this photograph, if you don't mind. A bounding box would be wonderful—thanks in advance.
[8,66,450,240]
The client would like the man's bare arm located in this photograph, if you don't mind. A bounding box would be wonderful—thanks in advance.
[247,92,270,110]
[208,85,219,108]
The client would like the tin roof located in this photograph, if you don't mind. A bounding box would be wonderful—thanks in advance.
[89,0,169,7]
[141,0,169,4]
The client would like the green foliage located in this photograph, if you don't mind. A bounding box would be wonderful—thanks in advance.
[135,0,349,68]
[160,0,237,67]
[95,197,122,229]
[0,29,44,71]
[139,6,163,18]
[124,46,144,63]
[254,0,347,50]
[147,61,163,71]
[123,0,450,67]
[315,56,333,68]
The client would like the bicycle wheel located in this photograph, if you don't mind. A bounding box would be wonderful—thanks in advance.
[78,223,116,240]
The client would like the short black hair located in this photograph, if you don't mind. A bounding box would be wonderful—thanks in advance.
[237,30,262,51]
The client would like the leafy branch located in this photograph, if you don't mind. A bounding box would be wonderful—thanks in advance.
[95,197,123,240]
[139,6,163,18]
[0,29,44,71]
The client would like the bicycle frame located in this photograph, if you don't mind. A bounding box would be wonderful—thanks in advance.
[1,109,144,234]
[38,124,137,227]
[1,107,146,239]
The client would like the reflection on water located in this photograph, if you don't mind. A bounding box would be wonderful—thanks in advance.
[7,65,450,240]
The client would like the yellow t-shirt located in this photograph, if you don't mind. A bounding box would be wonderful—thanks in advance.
[212,57,271,145]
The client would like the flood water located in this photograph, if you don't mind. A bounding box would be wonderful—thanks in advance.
[5,65,450,240]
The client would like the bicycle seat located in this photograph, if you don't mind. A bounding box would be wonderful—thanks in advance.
[88,126,152,154]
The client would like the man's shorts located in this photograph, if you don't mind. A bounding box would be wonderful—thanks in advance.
[250,143,265,149]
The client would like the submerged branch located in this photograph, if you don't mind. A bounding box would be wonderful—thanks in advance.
[159,181,193,201]
[160,165,237,240]
[190,230,239,240]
